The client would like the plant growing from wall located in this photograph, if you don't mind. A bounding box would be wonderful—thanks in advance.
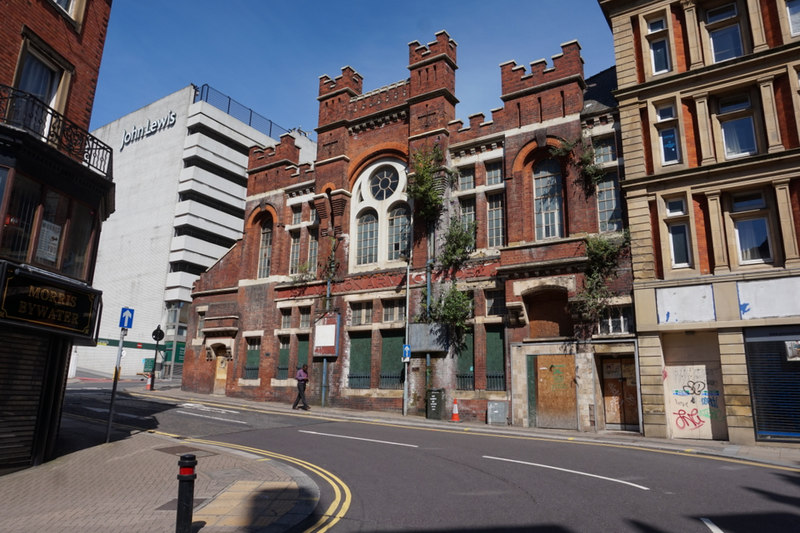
[290,261,315,283]
[439,216,476,274]
[407,144,450,225]
[418,281,473,352]
[577,231,630,325]
[550,137,606,194]
[320,236,341,310]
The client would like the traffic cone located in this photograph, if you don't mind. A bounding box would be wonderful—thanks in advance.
[451,398,460,422]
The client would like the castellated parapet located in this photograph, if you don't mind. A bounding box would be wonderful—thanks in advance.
[408,30,457,67]
[500,41,584,100]
[247,133,312,194]
[447,41,586,144]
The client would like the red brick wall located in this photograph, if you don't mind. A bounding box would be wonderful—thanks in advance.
[774,73,799,150]
[760,0,783,48]
[0,0,112,130]
[183,32,632,417]
[671,5,688,74]
[693,194,712,275]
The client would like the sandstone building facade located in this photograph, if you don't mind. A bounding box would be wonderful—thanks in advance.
[599,0,800,444]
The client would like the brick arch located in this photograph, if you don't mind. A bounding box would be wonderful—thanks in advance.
[510,136,568,177]
[347,142,409,190]
[245,203,279,229]
[506,136,570,243]
[521,284,573,339]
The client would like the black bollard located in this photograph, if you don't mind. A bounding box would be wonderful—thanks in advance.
[176,454,197,533]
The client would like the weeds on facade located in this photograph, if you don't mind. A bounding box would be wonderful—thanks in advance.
[577,231,630,326]
[439,216,476,275]
[291,261,316,283]
[417,283,473,353]
[550,138,606,195]
[407,144,452,226]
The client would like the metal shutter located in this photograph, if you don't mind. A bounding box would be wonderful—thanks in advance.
[745,331,800,442]
[0,330,49,472]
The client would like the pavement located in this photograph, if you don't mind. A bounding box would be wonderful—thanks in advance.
[2,377,800,533]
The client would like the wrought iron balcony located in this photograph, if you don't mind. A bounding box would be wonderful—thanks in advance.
[0,84,112,179]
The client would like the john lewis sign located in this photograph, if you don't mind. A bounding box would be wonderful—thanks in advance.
[120,110,176,151]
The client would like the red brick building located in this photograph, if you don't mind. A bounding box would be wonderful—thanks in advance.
[0,0,114,472]
[183,32,636,431]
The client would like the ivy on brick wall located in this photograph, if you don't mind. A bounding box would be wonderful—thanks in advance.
[577,231,630,325]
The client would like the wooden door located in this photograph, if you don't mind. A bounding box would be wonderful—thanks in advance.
[535,354,577,429]
[213,353,227,395]
[602,358,639,429]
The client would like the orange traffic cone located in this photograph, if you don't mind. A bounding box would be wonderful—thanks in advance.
[451,398,460,422]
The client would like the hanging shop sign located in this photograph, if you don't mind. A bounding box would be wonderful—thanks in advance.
[0,265,100,337]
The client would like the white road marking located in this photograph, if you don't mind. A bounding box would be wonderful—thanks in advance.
[179,402,240,415]
[700,518,725,532]
[175,410,248,424]
[483,455,650,491]
[299,430,418,448]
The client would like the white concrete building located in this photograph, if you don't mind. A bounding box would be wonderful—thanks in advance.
[74,84,315,377]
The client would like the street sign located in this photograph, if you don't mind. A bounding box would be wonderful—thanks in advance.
[402,344,411,362]
[119,307,134,329]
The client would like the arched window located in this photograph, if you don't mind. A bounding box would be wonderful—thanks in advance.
[533,159,563,240]
[257,217,273,278]
[357,210,378,265]
[387,205,410,260]
[349,159,409,271]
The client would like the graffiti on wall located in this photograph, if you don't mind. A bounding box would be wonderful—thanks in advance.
[664,365,725,439]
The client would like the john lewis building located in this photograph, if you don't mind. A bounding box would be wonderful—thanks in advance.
[75,85,314,379]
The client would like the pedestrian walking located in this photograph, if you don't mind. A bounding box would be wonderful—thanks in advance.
[293,364,310,410]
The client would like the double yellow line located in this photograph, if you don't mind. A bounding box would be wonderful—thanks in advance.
[65,407,351,532]
[183,436,351,533]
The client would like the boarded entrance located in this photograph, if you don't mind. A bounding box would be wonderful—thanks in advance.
[528,354,577,429]
[601,358,639,430]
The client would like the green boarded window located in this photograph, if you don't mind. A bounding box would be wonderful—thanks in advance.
[244,338,260,379]
[457,328,474,390]
[349,332,372,389]
[486,325,505,390]
[380,330,404,389]
[297,335,309,368]
[277,336,290,379]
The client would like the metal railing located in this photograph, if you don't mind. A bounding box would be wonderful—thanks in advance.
[456,372,475,390]
[486,372,506,391]
[276,365,289,380]
[348,373,371,389]
[379,372,402,390]
[243,363,260,380]
[0,84,112,178]
[193,84,291,139]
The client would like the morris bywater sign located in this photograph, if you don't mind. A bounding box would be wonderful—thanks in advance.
[0,268,100,337]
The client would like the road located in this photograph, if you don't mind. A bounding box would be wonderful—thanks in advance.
[63,384,800,532]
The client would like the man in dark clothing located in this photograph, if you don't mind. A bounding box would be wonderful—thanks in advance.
[293,364,310,410]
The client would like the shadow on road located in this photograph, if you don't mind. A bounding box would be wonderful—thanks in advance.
[55,387,174,458]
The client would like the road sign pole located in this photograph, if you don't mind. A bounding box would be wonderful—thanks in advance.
[105,327,127,443]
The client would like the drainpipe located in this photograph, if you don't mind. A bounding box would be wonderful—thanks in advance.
[321,276,331,408]
[426,258,433,390]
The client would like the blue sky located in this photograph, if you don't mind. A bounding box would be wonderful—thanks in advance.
[90,1,614,140]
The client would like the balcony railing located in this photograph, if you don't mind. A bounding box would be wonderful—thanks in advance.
[0,84,112,179]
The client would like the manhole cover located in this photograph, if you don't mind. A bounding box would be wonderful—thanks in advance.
[156,445,216,457]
